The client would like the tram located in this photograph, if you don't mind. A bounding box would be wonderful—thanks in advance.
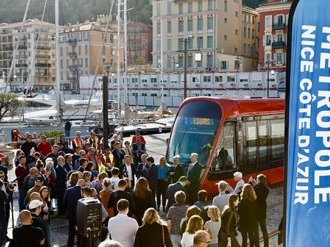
[166,97,285,196]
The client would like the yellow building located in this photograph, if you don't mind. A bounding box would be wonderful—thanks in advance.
[0,19,55,92]
[59,22,115,92]
[152,0,258,72]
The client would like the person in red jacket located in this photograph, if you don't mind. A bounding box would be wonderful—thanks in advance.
[37,135,52,159]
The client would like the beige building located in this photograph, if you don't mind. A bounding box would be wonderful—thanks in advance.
[59,22,115,92]
[0,19,55,92]
[152,0,258,73]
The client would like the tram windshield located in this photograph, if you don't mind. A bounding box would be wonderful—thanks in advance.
[167,101,221,166]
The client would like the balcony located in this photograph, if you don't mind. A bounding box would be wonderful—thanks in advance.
[16,63,28,68]
[35,63,51,68]
[1,46,13,51]
[35,73,48,78]
[16,55,28,59]
[35,54,51,59]
[68,64,79,69]
[68,39,77,45]
[17,45,27,50]
[37,46,51,50]
[272,41,286,49]
[0,55,13,60]
[272,23,286,30]
[68,52,77,57]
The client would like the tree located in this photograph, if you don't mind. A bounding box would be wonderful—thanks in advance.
[0,94,20,122]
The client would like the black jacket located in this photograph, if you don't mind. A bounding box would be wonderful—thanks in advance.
[134,222,172,247]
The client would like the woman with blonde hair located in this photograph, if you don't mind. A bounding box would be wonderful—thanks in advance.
[133,177,156,225]
[181,215,204,247]
[238,184,259,247]
[204,206,221,247]
[134,208,172,247]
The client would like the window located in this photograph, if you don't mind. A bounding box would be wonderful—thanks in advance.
[178,38,184,50]
[244,27,247,38]
[198,0,203,11]
[224,18,227,23]
[167,21,172,33]
[157,23,161,34]
[188,19,193,32]
[178,56,183,67]
[188,2,193,13]
[203,76,211,82]
[167,2,172,15]
[221,61,228,70]
[188,38,193,50]
[224,0,228,12]
[188,55,193,68]
[197,17,203,31]
[245,121,257,173]
[207,16,213,29]
[270,119,284,167]
[178,20,184,33]
[210,122,236,176]
[207,36,213,48]
[167,56,172,69]
[179,2,183,14]
[257,120,268,169]
[156,40,161,52]
[215,76,223,82]
[224,35,227,40]
[265,15,272,29]
[85,58,88,68]
[265,35,272,46]
[197,37,203,49]
[85,45,88,55]
[167,39,172,51]
[276,53,283,64]
[208,0,214,10]
[207,54,213,68]
[157,3,161,16]
[196,54,202,67]
[235,12,238,17]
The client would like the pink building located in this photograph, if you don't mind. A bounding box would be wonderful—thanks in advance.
[257,0,292,72]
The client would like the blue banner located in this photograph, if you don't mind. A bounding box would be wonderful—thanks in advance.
[287,0,330,246]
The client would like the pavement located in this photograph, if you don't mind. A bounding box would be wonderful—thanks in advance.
[4,133,284,247]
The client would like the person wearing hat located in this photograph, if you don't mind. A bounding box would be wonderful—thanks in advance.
[168,155,184,184]
[12,210,45,247]
[165,176,190,212]
[29,199,48,246]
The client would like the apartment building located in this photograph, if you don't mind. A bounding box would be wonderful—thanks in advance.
[0,19,55,92]
[152,0,258,73]
[257,0,292,72]
[59,22,114,92]
[127,22,152,65]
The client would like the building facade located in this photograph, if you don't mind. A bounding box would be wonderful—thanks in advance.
[152,0,258,73]
[257,0,292,72]
[59,22,115,92]
[0,19,55,92]
[127,22,152,65]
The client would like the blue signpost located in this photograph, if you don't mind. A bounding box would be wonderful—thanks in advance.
[286,0,330,246]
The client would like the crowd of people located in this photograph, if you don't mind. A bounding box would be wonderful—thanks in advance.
[0,129,271,247]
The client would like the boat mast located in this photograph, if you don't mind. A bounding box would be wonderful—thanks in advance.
[117,0,121,117]
[123,0,128,106]
[55,0,61,120]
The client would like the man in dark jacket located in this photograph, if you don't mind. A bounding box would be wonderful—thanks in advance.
[107,179,135,216]
[168,155,184,184]
[21,134,38,158]
[253,174,269,247]
[145,157,158,197]
[64,179,86,247]
[55,156,68,216]
[187,153,203,203]
[165,176,189,211]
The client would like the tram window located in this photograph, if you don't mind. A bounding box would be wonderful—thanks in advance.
[245,121,257,173]
[211,122,235,172]
[257,120,268,170]
[270,119,284,167]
